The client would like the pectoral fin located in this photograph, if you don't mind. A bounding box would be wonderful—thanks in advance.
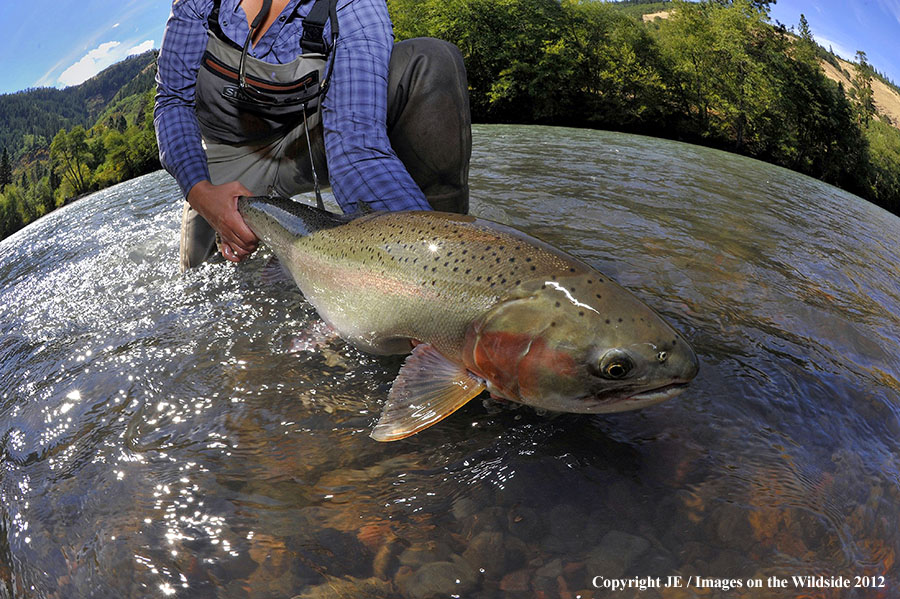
[371,343,486,442]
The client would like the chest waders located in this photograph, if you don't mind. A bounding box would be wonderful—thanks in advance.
[198,0,336,205]
[181,0,337,270]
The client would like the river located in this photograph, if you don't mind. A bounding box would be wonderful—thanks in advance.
[0,125,898,598]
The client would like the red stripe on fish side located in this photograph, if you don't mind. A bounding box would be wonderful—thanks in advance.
[517,336,579,401]
[462,329,532,400]
[462,327,580,402]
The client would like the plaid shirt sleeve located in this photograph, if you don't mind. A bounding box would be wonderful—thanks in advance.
[321,0,431,213]
[154,0,213,199]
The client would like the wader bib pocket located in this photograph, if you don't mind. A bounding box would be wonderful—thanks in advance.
[195,0,336,145]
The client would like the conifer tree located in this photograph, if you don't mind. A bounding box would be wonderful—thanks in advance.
[0,147,11,188]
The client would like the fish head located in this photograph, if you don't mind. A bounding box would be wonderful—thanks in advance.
[462,273,699,413]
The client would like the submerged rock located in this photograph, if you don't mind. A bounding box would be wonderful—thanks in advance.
[398,556,478,599]
[461,531,507,580]
[584,530,651,578]
[293,575,394,599]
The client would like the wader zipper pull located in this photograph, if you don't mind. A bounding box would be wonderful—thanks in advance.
[302,103,325,210]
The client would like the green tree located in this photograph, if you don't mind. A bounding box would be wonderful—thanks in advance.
[50,126,92,196]
[794,14,817,66]
[0,190,24,238]
[657,0,777,147]
[853,50,876,127]
[0,147,11,188]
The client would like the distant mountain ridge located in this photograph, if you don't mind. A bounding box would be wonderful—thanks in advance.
[0,50,159,162]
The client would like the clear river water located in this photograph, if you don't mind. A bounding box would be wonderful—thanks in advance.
[0,125,898,598]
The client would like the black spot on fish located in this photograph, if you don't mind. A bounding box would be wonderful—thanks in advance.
[555,301,561,308]
[605,319,611,325]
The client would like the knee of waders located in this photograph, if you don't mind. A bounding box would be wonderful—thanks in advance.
[389,37,469,98]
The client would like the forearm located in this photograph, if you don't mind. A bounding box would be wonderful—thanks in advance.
[153,0,213,198]
[322,0,430,213]
[154,101,210,198]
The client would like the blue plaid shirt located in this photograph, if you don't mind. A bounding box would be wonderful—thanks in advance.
[154,0,430,213]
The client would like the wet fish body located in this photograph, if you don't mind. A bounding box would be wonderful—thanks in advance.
[238,196,699,441]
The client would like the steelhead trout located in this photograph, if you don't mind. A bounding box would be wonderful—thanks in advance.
[237,196,699,441]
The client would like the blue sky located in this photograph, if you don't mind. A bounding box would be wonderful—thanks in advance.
[769,0,900,84]
[0,1,898,95]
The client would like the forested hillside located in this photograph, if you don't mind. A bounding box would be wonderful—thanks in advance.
[0,51,158,162]
[388,0,900,213]
[0,51,160,240]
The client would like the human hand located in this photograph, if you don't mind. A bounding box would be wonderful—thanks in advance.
[187,180,259,262]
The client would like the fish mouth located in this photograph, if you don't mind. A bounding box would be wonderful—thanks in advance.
[575,381,691,413]
[624,382,691,405]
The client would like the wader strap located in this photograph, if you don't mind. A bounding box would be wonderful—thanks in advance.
[207,0,243,51]
[207,0,336,55]
[300,0,337,54]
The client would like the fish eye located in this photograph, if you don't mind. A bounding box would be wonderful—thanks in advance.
[597,351,634,380]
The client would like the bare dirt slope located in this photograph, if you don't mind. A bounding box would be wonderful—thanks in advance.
[820,58,900,128]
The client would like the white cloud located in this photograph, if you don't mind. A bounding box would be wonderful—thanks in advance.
[56,39,155,88]
[127,40,155,56]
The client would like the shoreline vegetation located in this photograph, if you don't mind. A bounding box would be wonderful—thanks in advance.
[2,0,900,243]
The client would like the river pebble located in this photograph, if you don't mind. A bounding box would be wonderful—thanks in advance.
[397,556,479,599]
[584,530,651,578]
[462,531,507,580]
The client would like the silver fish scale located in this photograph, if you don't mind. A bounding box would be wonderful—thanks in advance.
[283,211,589,357]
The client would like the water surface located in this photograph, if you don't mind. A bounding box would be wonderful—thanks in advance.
[0,125,898,598]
